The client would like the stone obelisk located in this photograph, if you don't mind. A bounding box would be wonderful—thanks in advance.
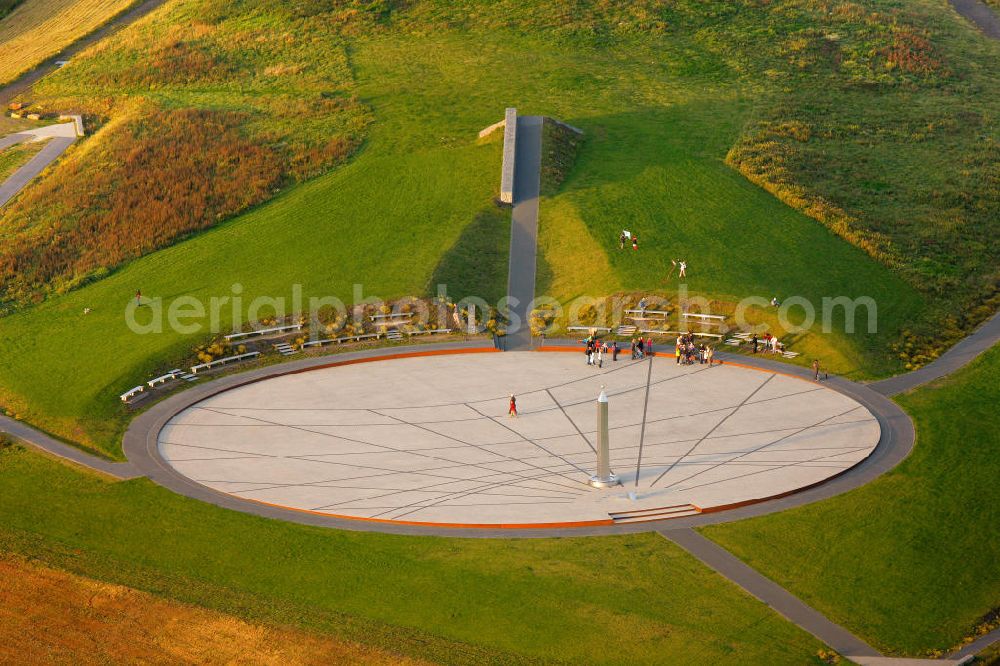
[589,387,619,488]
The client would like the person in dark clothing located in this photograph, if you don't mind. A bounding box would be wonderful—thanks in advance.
[752,334,759,354]
[612,341,619,361]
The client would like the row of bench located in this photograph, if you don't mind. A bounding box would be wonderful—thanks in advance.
[623,310,726,321]
[121,352,261,402]
[224,323,302,342]
[567,325,722,339]
[301,327,452,349]
[122,327,456,403]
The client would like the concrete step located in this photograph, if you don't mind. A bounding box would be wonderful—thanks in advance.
[609,504,700,524]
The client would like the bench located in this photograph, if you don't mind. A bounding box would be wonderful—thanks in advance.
[625,309,669,320]
[640,330,723,339]
[725,338,742,346]
[682,313,726,321]
[568,326,612,333]
[300,332,382,349]
[190,351,261,374]
[224,323,302,342]
[407,328,452,336]
[120,386,145,402]
[147,369,183,388]
[371,312,413,321]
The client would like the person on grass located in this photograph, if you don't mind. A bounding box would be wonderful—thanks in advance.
[508,394,517,418]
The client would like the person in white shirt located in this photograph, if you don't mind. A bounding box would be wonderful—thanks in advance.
[678,261,687,278]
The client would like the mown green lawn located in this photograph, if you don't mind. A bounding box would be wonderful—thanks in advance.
[0,28,924,456]
[0,446,829,665]
[702,343,1000,656]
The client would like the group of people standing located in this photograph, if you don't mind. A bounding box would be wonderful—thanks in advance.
[583,335,656,367]
[675,333,715,366]
[750,332,784,355]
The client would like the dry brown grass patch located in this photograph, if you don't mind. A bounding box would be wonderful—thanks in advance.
[0,554,433,665]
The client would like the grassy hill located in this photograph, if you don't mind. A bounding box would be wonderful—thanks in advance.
[703,343,1000,656]
[0,0,137,84]
[0,445,830,665]
[0,0,997,457]
[0,139,44,180]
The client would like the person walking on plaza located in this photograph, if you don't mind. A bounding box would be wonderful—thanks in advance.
[636,337,645,359]
[813,359,821,381]
[596,344,604,368]
[752,334,759,354]
[612,341,619,361]
[630,338,637,360]
[706,345,715,366]
[646,337,653,357]
[508,394,517,418]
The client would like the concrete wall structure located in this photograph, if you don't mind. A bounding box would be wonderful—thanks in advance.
[499,107,517,204]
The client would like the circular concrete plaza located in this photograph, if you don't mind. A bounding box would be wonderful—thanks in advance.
[157,351,880,527]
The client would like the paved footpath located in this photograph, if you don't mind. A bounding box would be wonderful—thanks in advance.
[661,527,881,658]
[505,115,543,351]
[949,0,1000,39]
[0,413,139,480]
[0,121,81,208]
[871,310,1000,396]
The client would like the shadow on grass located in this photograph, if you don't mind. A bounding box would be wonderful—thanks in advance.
[425,205,511,304]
